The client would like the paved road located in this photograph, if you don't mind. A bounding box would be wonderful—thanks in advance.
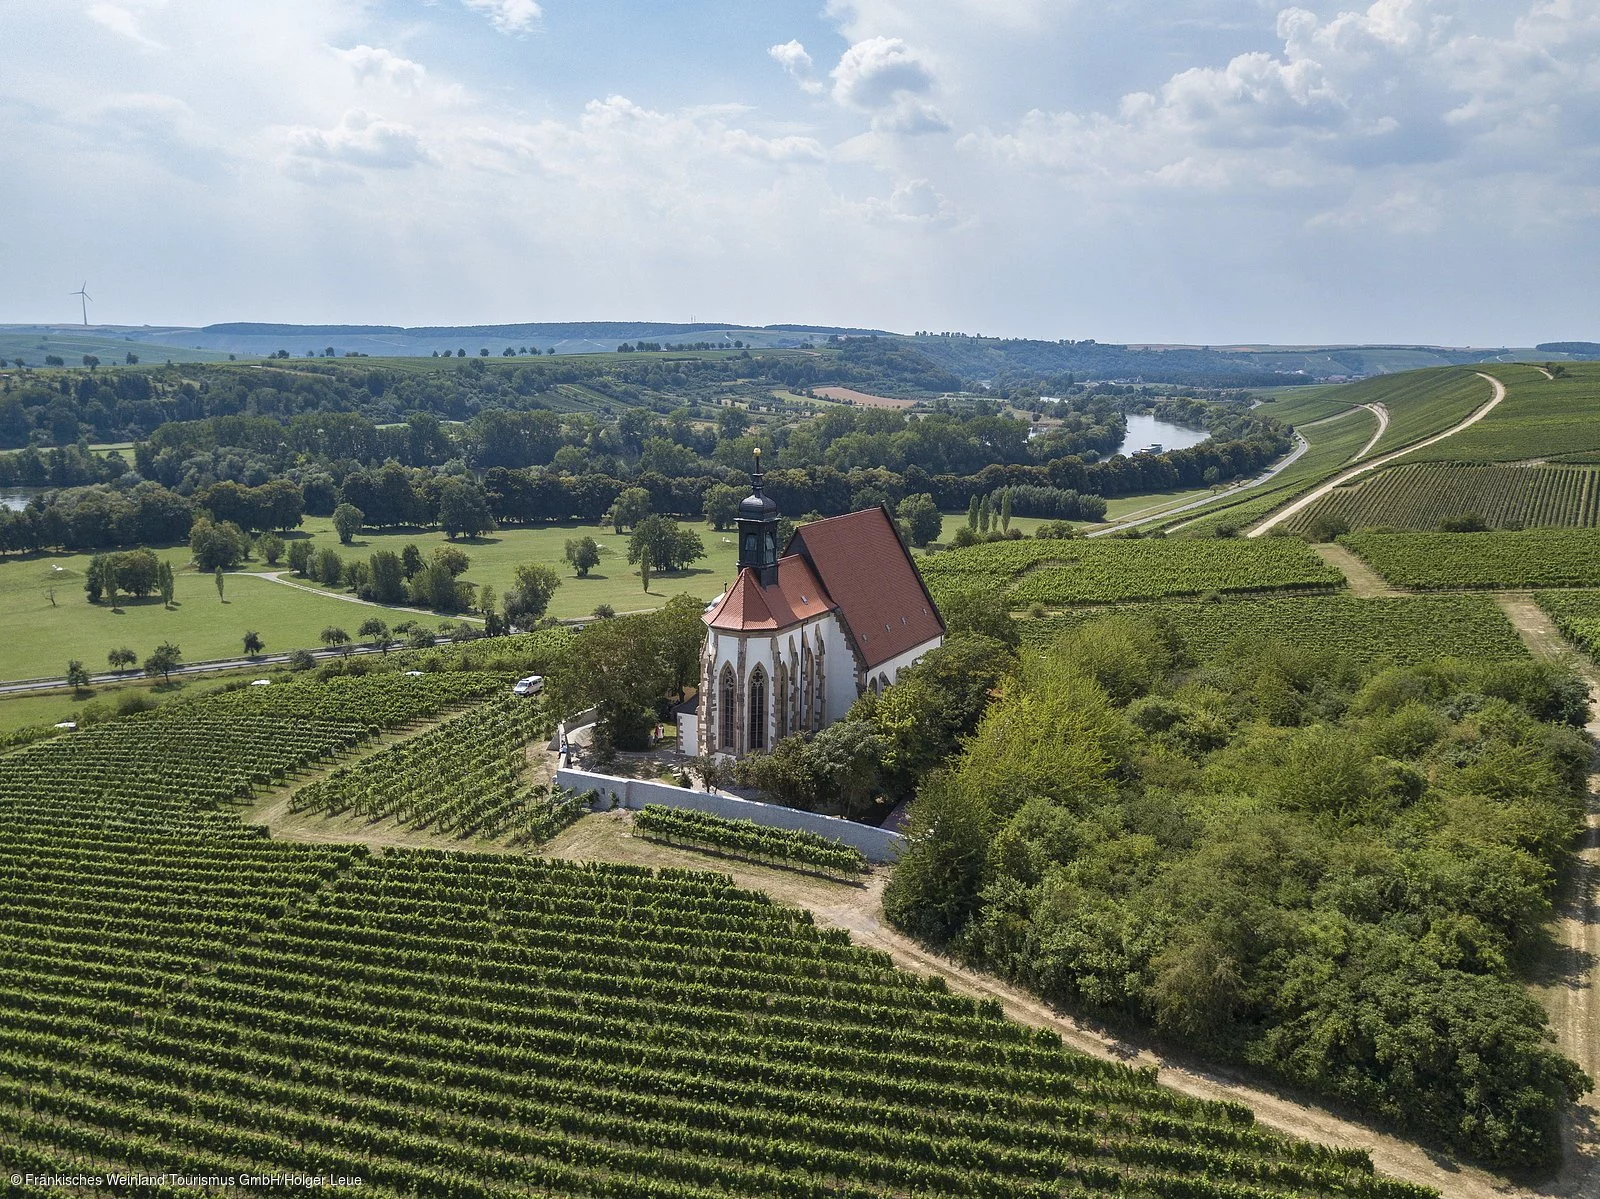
[0,643,409,698]
[1247,371,1507,538]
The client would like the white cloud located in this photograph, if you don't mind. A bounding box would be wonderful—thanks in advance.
[283,110,431,182]
[460,0,541,35]
[831,36,951,134]
[335,45,428,93]
[87,2,163,49]
[769,40,824,95]
[854,178,960,224]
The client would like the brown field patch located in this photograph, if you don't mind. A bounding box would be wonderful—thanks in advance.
[813,386,917,409]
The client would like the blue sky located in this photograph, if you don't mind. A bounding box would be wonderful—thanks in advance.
[0,1,1594,344]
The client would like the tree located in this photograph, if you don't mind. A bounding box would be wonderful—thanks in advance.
[967,495,980,530]
[978,493,992,533]
[638,556,651,592]
[896,493,942,548]
[436,479,493,540]
[702,483,741,531]
[400,543,424,579]
[190,517,247,571]
[66,660,89,692]
[1000,489,1013,532]
[432,544,471,576]
[315,548,344,587]
[628,515,705,574]
[289,648,316,671]
[358,617,390,651]
[257,532,285,565]
[286,539,314,578]
[367,550,406,604]
[504,562,561,628]
[332,503,364,545]
[143,642,181,683]
[592,603,615,620]
[478,585,503,636]
[157,560,175,608]
[564,536,601,578]
[940,586,1020,648]
[803,719,885,820]
[609,486,651,533]
[214,566,225,602]
[107,647,136,672]
[242,630,264,656]
[320,626,351,653]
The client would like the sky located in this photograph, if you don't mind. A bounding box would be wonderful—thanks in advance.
[0,0,1595,345]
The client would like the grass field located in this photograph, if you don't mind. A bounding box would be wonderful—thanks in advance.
[0,329,234,367]
[1251,388,1361,425]
[1342,528,1600,589]
[1020,593,1529,663]
[272,515,740,620]
[0,667,265,735]
[1407,363,1600,463]
[0,547,391,681]
[1286,462,1600,534]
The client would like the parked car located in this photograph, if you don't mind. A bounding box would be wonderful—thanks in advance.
[513,674,544,697]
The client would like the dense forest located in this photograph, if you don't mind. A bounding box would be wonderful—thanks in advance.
[882,613,1593,1169]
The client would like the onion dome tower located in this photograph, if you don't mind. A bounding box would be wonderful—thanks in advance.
[737,448,780,586]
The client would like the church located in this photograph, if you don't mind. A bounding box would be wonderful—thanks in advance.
[680,452,945,760]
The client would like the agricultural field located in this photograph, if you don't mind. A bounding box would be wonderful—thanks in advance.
[1407,363,1600,464]
[1020,593,1531,663]
[1341,528,1600,589]
[633,804,868,877]
[1286,462,1600,533]
[1165,404,1376,536]
[0,669,1428,1198]
[920,534,1343,607]
[289,694,577,845]
[1535,591,1600,665]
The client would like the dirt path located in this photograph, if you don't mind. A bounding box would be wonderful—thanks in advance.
[1498,595,1600,1187]
[1312,542,1404,597]
[539,811,1581,1199]
[1537,366,1556,381]
[1249,371,1508,538]
[1353,402,1389,460]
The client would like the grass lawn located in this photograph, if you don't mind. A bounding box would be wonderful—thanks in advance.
[0,667,267,735]
[0,550,392,681]
[264,516,742,622]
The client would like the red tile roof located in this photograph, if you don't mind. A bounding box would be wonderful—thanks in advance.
[705,554,833,632]
[787,506,944,669]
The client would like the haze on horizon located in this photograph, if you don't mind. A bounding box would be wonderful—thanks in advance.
[0,1,1593,347]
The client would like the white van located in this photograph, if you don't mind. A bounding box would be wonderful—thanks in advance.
[513,674,545,697]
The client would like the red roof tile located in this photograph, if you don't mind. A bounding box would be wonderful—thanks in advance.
[787,506,944,669]
[705,555,834,632]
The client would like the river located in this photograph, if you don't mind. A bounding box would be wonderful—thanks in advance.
[0,491,41,512]
[1113,413,1210,458]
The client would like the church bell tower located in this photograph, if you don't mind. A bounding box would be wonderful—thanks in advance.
[737,448,780,586]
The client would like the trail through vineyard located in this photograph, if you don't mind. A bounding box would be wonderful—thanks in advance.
[1249,372,1508,537]
[1309,543,1401,597]
[543,812,1594,1199]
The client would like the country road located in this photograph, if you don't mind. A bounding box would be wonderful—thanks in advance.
[1248,371,1507,537]
[1353,402,1388,460]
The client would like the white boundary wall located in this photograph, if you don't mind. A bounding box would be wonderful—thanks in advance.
[556,768,906,863]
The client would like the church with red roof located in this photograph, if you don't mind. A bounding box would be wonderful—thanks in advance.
[682,452,945,760]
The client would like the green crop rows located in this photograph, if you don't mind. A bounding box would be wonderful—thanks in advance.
[1288,462,1600,534]
[634,804,868,876]
[1408,363,1600,464]
[1535,591,1600,666]
[0,664,1435,1197]
[1342,528,1600,589]
[921,536,1342,607]
[290,694,579,845]
[1020,594,1530,664]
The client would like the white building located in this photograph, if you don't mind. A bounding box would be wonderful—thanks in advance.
[678,453,945,759]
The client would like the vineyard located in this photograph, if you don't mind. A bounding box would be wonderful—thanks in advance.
[1536,591,1600,667]
[1407,363,1600,464]
[634,804,868,876]
[289,694,581,845]
[0,662,1440,1196]
[1287,462,1600,534]
[920,536,1343,607]
[1020,594,1530,664]
[1341,528,1600,590]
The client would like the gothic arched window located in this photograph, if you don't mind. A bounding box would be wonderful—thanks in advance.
[748,667,767,751]
[719,664,736,749]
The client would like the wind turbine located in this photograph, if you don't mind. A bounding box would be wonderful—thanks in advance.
[70,282,91,326]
